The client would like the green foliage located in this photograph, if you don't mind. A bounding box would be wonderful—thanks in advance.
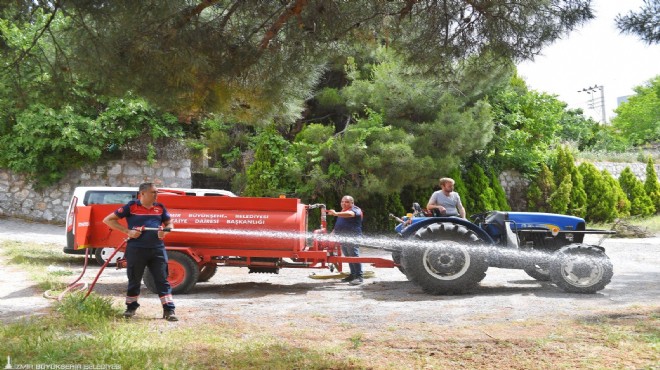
[552,146,587,217]
[527,164,555,212]
[486,75,565,173]
[619,167,655,217]
[616,0,660,44]
[3,1,595,116]
[464,163,498,213]
[0,97,183,187]
[549,174,572,215]
[611,76,660,146]
[578,162,617,223]
[491,174,511,211]
[244,125,301,197]
[603,170,631,218]
[644,157,660,213]
[56,293,121,327]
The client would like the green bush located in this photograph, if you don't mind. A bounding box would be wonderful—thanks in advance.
[579,162,617,222]
[644,157,660,213]
[527,163,555,212]
[619,167,655,217]
[549,174,572,214]
[603,169,631,218]
[553,146,587,217]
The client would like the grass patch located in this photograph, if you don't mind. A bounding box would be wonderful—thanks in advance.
[0,240,86,291]
[590,215,660,235]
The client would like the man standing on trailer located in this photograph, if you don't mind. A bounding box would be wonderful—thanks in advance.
[103,182,178,321]
[327,195,364,285]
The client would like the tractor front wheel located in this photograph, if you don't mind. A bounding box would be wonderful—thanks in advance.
[549,244,613,293]
[144,251,200,294]
[402,222,488,294]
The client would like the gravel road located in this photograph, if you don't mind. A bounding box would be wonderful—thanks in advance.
[1,217,659,331]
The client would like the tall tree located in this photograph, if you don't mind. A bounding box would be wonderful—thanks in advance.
[616,0,660,44]
[610,75,660,146]
[2,0,594,118]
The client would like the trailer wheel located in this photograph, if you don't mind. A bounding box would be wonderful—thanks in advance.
[94,247,123,267]
[197,263,218,282]
[402,222,488,294]
[549,244,613,293]
[523,265,551,281]
[144,251,200,294]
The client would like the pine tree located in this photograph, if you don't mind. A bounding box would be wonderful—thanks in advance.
[644,157,660,213]
[464,164,497,213]
[549,174,572,214]
[527,163,555,212]
[579,162,616,222]
[449,167,470,213]
[619,167,655,217]
[552,146,587,217]
[491,174,511,211]
[603,170,631,218]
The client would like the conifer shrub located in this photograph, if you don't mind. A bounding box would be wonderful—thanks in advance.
[644,157,660,213]
[527,163,555,212]
[578,162,616,222]
[603,169,631,218]
[619,167,655,217]
[549,174,572,214]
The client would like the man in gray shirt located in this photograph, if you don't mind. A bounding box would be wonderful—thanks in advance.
[426,177,466,219]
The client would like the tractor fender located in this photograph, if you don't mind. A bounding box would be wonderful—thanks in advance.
[399,217,495,244]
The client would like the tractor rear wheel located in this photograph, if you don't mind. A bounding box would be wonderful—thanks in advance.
[197,263,218,282]
[549,244,613,293]
[402,222,488,294]
[144,251,200,294]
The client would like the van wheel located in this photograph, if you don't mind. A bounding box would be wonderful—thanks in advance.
[94,247,123,267]
[144,251,199,294]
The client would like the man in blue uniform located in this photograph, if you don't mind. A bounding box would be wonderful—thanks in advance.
[103,182,177,321]
[327,195,364,285]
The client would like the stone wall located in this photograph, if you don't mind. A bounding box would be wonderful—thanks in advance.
[0,140,191,224]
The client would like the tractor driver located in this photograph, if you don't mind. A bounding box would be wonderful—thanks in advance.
[103,182,178,321]
[426,177,466,219]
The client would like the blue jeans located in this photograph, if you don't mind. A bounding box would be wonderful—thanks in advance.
[341,242,362,277]
[125,247,175,310]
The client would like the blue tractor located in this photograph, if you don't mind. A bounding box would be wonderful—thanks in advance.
[390,205,615,294]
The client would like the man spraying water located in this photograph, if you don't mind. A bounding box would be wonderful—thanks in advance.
[103,182,178,321]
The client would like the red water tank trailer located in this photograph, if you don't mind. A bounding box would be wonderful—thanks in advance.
[72,191,395,293]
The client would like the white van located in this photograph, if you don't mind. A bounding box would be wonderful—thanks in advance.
[64,186,236,265]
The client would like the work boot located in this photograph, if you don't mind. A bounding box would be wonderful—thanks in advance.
[163,310,179,322]
[341,274,356,283]
[349,276,364,285]
[123,307,138,318]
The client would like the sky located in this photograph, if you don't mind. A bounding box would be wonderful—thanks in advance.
[516,0,660,123]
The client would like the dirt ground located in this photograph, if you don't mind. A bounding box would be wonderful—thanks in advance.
[1,217,659,340]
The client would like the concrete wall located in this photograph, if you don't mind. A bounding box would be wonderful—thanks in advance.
[0,140,191,224]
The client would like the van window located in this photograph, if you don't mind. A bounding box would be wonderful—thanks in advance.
[84,191,136,205]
